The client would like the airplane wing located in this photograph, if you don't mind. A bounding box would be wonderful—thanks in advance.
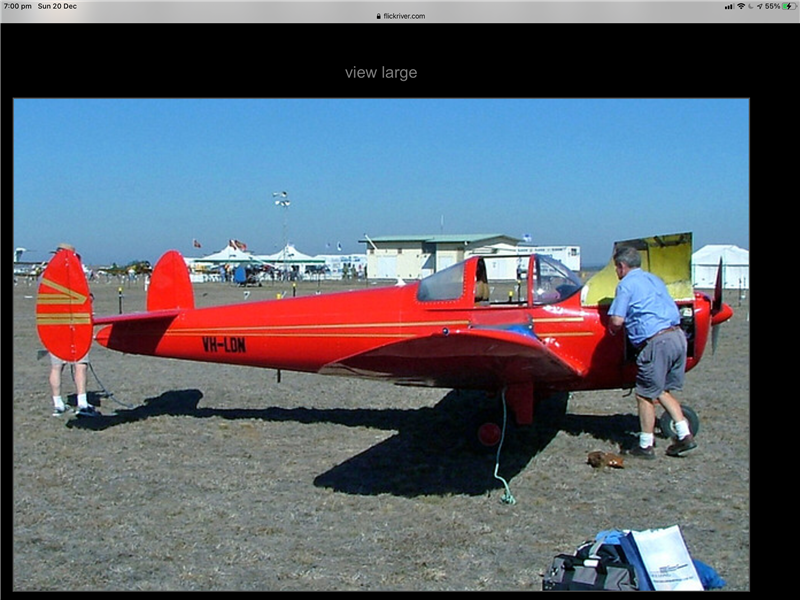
[320,327,587,390]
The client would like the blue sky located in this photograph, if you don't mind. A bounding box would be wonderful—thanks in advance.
[13,98,748,267]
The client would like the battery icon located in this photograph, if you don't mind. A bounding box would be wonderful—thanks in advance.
[783,2,797,8]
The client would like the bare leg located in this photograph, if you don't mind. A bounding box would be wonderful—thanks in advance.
[74,363,88,396]
[636,394,657,434]
[657,390,686,426]
[50,363,66,414]
[49,364,64,398]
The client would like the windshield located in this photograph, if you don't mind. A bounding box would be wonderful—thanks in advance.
[417,261,465,302]
[533,255,583,305]
[415,255,582,305]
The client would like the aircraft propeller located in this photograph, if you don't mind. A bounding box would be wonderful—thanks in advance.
[710,258,733,354]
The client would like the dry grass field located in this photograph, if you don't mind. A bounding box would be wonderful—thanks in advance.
[12,276,750,591]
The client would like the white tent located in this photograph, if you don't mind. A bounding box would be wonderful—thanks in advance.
[196,242,268,264]
[259,244,324,267]
[692,244,749,290]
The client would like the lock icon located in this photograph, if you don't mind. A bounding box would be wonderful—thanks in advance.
[377,13,381,19]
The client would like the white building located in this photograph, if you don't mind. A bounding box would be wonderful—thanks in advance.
[361,234,581,281]
[361,234,517,280]
[315,253,368,279]
[520,244,581,272]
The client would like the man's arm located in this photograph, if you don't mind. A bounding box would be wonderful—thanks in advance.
[608,315,625,336]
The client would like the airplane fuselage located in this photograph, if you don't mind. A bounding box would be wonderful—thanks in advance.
[42,241,729,429]
[94,262,715,397]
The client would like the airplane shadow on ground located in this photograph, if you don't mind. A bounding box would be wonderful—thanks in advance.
[67,388,640,498]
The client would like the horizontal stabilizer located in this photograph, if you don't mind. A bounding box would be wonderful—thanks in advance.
[93,249,192,355]
[94,310,181,355]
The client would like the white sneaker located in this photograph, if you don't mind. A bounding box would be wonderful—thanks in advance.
[52,406,67,417]
[76,405,100,417]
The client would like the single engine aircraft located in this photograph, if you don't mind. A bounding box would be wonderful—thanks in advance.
[14,247,47,281]
[36,232,733,447]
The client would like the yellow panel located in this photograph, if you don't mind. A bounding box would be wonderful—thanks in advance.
[581,260,619,306]
[582,232,693,306]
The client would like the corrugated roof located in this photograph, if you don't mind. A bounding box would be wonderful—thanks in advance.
[361,233,520,244]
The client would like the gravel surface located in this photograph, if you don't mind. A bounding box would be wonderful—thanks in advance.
[12,277,750,590]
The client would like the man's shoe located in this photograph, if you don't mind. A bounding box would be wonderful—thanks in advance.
[76,405,100,417]
[52,406,66,417]
[629,445,656,460]
[666,435,697,457]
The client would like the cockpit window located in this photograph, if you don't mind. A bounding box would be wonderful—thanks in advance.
[417,262,465,302]
[416,255,582,305]
[533,255,583,305]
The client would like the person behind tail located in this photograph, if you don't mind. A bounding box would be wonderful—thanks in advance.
[46,242,99,417]
[50,351,97,416]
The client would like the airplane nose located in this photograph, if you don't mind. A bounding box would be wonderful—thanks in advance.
[711,302,734,326]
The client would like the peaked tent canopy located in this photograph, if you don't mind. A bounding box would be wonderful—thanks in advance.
[260,244,324,265]
[692,244,749,290]
[194,242,269,264]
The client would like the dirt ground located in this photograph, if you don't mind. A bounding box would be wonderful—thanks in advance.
[12,276,750,591]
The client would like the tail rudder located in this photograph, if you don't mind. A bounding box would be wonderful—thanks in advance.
[147,250,194,312]
[36,248,94,362]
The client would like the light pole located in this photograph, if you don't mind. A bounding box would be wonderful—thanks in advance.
[273,191,290,280]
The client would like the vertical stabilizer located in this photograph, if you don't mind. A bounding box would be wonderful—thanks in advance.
[36,249,93,362]
[147,250,194,311]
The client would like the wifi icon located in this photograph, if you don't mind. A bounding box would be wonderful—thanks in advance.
[737,2,745,6]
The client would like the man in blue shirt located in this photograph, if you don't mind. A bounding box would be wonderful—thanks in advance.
[608,246,696,458]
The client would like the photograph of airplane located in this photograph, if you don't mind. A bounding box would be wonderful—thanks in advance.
[36,232,732,449]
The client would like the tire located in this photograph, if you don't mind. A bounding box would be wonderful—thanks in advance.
[658,405,700,439]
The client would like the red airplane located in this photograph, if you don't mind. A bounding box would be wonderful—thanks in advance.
[36,232,733,447]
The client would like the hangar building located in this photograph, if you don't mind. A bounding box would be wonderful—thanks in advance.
[361,234,519,280]
[361,234,580,281]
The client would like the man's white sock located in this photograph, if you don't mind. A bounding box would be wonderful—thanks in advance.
[674,419,691,440]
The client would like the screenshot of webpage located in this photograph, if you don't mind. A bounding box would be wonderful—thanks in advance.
[2,1,798,23]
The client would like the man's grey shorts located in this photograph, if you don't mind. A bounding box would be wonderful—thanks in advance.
[635,328,687,399]
[50,352,90,366]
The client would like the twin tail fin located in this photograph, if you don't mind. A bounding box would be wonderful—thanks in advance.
[36,248,93,362]
[37,249,194,361]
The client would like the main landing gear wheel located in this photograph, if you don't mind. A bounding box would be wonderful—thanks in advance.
[477,422,503,449]
[470,395,508,452]
[658,404,700,439]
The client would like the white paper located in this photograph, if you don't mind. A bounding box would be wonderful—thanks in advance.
[630,525,703,591]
